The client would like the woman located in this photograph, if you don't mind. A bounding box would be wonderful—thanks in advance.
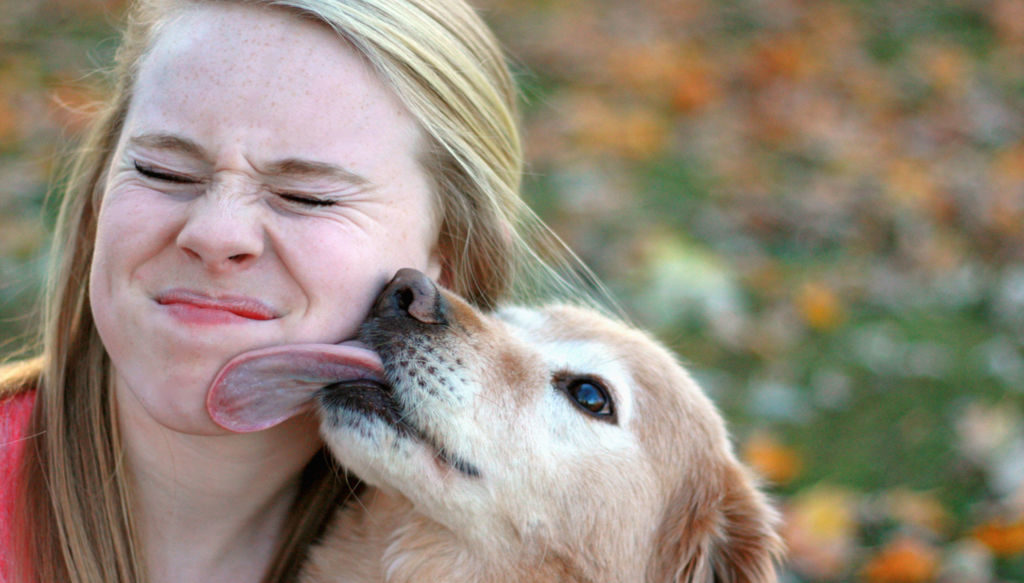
[0,1,594,581]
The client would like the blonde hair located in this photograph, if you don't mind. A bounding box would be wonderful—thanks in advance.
[7,1,604,582]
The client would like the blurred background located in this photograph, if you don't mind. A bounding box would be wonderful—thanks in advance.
[2,0,1023,580]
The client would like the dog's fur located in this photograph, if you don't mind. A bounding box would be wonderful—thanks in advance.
[294,272,784,583]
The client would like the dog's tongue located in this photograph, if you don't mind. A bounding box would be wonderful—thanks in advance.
[206,341,385,433]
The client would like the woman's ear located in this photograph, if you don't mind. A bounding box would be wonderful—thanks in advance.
[652,461,785,583]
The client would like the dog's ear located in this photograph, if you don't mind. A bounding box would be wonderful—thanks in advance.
[651,461,784,583]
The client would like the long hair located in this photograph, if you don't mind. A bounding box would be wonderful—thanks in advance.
[6,1,606,581]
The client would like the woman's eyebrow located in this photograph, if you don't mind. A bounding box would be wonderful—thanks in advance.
[261,158,370,187]
[129,132,208,159]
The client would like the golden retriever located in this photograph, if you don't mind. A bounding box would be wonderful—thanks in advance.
[208,269,784,582]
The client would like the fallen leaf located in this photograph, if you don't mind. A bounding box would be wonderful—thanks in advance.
[861,536,940,583]
[973,517,1024,557]
[742,432,803,485]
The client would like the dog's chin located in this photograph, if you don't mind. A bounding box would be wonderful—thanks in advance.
[317,379,415,439]
[316,381,482,487]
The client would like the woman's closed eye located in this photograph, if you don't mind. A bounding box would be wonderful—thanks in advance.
[134,160,200,184]
[134,159,340,208]
[276,192,337,207]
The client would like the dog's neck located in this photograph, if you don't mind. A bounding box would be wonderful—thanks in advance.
[300,487,599,583]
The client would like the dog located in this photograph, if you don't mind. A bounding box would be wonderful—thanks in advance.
[207,269,784,582]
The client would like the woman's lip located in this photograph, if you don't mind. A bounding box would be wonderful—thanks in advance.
[155,289,279,321]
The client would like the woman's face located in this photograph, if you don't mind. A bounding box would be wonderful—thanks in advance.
[90,3,442,435]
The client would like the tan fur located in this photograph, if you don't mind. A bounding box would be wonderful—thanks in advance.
[302,294,784,583]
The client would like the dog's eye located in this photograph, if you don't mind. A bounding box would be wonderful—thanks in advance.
[555,374,615,422]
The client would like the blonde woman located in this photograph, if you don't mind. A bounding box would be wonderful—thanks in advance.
[0,1,585,581]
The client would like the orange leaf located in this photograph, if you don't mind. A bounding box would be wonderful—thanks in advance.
[671,64,719,113]
[861,537,940,583]
[746,34,819,87]
[973,517,1024,557]
[796,282,846,331]
[742,432,803,485]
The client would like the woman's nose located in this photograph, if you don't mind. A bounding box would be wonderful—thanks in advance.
[175,193,265,272]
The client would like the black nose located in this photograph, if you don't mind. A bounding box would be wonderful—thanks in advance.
[372,268,448,325]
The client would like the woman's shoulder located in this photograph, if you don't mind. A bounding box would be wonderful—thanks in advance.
[0,360,37,573]
[0,384,34,583]
[0,357,41,464]
[1,381,37,466]
[0,390,35,434]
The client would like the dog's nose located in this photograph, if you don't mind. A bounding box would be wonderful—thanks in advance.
[372,268,448,325]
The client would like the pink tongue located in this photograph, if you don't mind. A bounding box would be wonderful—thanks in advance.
[206,342,385,433]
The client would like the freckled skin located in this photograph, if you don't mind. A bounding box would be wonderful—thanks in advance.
[89,3,443,438]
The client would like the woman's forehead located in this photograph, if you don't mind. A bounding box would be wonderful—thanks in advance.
[124,2,425,180]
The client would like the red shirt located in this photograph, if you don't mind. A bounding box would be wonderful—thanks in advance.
[0,390,35,583]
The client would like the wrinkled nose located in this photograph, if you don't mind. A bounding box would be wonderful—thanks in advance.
[176,194,264,272]
[372,268,448,325]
